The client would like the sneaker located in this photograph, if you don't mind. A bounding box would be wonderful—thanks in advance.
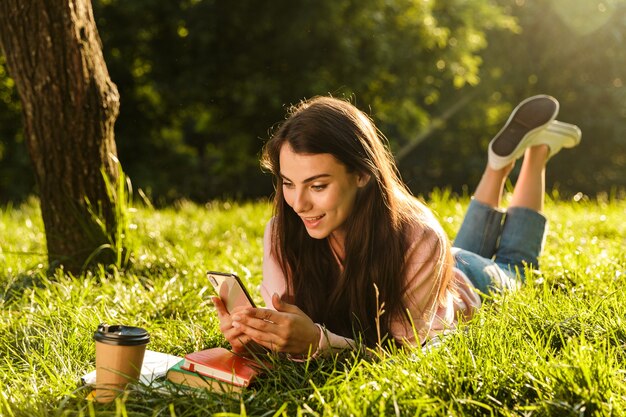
[488,95,559,170]
[531,120,582,159]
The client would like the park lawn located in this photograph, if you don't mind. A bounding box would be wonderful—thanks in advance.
[0,192,625,416]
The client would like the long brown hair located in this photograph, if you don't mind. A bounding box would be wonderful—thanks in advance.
[261,96,453,346]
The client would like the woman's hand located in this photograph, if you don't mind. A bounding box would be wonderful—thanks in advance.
[230,293,321,356]
[212,296,255,353]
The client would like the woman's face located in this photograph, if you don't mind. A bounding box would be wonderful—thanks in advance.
[279,143,369,241]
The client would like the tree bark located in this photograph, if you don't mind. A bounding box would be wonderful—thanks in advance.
[0,0,122,273]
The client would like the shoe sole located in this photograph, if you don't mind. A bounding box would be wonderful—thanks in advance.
[490,95,559,157]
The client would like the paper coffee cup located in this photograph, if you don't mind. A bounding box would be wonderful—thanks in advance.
[93,323,150,403]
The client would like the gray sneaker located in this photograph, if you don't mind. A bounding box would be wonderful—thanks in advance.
[488,95,559,170]
[532,120,582,159]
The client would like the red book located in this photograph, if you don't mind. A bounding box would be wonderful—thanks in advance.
[181,348,262,387]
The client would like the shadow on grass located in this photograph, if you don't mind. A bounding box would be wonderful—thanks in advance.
[1,269,47,306]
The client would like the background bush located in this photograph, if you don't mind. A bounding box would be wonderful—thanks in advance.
[1,0,624,204]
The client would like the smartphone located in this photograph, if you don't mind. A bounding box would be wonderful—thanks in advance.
[207,271,256,313]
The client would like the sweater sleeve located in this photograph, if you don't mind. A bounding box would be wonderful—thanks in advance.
[391,220,480,346]
[260,219,287,305]
[390,224,451,346]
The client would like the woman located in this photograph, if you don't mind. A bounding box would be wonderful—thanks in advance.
[213,95,581,357]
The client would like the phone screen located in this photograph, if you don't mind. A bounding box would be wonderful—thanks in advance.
[207,271,256,313]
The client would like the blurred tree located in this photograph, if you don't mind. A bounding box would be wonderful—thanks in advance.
[485,0,626,197]
[0,56,32,201]
[401,0,626,197]
[1,0,622,204]
[0,0,125,273]
[91,0,515,203]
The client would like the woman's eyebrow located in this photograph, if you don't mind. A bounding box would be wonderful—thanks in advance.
[280,173,331,184]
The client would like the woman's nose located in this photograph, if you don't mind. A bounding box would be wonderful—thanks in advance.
[292,189,310,213]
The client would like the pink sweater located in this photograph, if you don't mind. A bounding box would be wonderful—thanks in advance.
[260,214,481,355]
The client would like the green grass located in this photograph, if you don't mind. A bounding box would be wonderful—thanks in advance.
[1,193,625,416]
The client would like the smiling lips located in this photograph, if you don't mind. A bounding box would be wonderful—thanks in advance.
[302,214,325,228]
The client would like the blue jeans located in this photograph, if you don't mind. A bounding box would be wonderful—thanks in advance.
[452,199,547,295]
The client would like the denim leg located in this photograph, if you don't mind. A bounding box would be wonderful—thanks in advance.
[452,248,520,295]
[495,206,547,282]
[453,199,505,259]
[452,201,546,295]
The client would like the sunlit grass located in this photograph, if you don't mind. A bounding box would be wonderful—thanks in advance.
[1,193,625,416]
[0,196,47,274]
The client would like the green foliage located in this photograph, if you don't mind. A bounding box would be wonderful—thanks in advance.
[0,55,33,202]
[0,0,625,201]
[84,160,136,271]
[69,0,515,203]
[479,0,626,197]
[1,194,625,416]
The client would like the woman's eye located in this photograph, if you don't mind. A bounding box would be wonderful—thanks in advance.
[282,182,295,189]
[311,184,327,191]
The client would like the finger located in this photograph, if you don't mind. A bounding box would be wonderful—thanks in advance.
[230,305,253,315]
[229,334,253,353]
[253,338,281,352]
[221,322,244,338]
[223,327,253,351]
[271,293,283,311]
[212,296,230,318]
[233,307,276,323]
[271,293,302,314]
[233,326,281,351]
[232,313,281,335]
[232,321,285,351]
[232,333,252,347]
[219,319,234,333]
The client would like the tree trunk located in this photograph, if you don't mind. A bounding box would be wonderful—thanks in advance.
[0,0,123,273]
